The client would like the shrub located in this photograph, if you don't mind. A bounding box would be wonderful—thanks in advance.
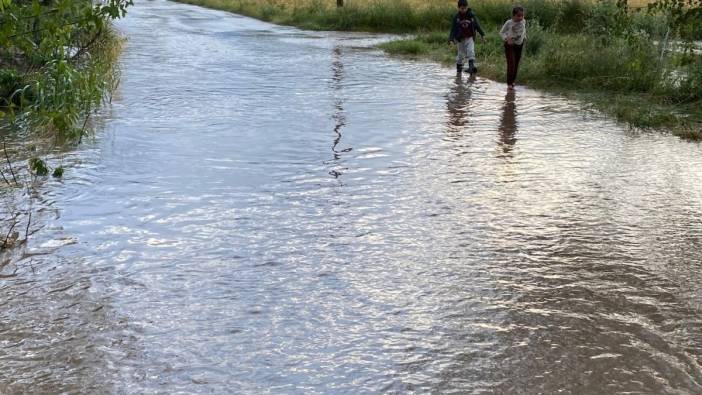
[665,55,702,103]
[585,0,621,35]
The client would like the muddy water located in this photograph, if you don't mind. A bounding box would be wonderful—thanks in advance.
[1,0,702,393]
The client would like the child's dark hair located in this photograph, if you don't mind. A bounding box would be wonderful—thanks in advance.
[512,5,524,15]
[458,0,468,7]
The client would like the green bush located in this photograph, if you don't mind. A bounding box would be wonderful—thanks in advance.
[585,0,621,35]
[666,55,702,103]
[678,19,702,40]
[586,1,670,38]
[630,9,669,38]
[1,1,130,138]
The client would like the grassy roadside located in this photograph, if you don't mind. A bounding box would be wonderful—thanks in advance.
[176,0,701,139]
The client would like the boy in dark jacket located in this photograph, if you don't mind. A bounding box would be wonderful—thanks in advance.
[449,0,486,74]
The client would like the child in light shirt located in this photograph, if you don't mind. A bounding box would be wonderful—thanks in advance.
[499,6,526,89]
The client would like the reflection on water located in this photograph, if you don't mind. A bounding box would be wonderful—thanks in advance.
[498,89,517,155]
[1,0,702,393]
[328,45,351,179]
[445,75,476,135]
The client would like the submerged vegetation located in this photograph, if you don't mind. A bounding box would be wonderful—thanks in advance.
[176,0,702,138]
[0,0,132,255]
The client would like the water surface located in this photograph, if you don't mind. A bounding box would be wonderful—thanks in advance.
[1,1,702,393]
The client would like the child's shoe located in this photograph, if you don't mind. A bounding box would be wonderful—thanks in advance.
[468,60,478,74]
[456,63,463,74]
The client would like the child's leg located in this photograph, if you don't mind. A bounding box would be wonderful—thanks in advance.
[456,39,467,71]
[465,37,476,72]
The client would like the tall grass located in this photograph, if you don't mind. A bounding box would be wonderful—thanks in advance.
[177,0,455,31]
[176,0,607,32]
[176,0,668,35]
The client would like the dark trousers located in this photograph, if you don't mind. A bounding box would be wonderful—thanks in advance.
[504,43,523,85]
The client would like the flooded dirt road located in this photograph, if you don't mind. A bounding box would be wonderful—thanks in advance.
[1,0,702,393]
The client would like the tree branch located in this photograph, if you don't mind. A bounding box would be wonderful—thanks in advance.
[2,140,18,186]
[70,27,103,63]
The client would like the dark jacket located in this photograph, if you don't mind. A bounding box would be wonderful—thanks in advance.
[449,9,485,42]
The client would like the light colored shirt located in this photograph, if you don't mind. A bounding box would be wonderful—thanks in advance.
[500,19,526,45]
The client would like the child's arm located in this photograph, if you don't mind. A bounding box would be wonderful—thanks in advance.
[499,20,511,42]
[473,14,486,38]
[448,15,458,43]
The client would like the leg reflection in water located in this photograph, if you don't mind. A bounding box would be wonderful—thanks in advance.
[328,45,351,179]
[445,75,475,136]
[498,89,517,156]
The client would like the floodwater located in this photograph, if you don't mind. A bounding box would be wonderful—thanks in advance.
[1,0,702,393]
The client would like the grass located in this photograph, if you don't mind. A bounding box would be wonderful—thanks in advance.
[176,0,456,32]
[175,0,701,140]
[175,0,659,32]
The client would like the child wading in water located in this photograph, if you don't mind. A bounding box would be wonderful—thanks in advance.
[500,6,526,90]
[449,0,485,75]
